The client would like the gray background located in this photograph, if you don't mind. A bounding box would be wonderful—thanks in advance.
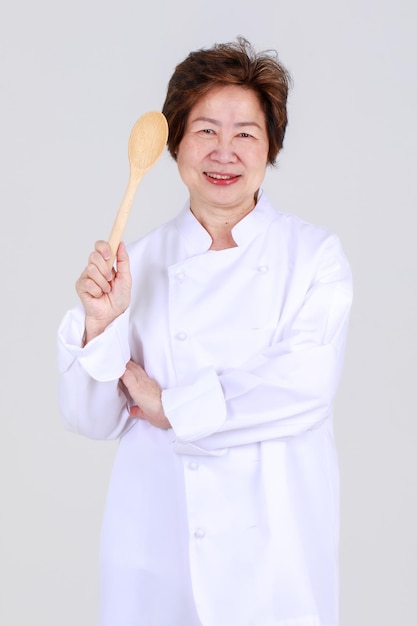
[1,0,416,624]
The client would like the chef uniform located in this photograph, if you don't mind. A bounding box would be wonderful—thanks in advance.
[58,191,353,626]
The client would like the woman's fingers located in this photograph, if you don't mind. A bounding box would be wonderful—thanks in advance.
[90,242,114,280]
[85,261,112,294]
[76,241,116,299]
[75,240,132,341]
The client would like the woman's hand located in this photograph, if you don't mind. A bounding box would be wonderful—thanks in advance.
[76,240,132,343]
[121,360,171,430]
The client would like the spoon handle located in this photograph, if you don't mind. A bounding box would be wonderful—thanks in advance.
[108,171,143,265]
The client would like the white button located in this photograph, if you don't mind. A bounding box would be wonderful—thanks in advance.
[188,461,199,471]
[194,528,205,539]
[258,265,269,274]
[176,331,187,341]
[176,271,185,282]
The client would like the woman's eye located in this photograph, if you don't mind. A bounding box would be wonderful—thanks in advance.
[201,128,214,134]
[239,132,251,138]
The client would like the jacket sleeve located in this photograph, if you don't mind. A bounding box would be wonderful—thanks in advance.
[57,306,135,439]
[162,234,353,454]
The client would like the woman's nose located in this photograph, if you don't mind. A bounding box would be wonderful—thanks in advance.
[209,137,238,163]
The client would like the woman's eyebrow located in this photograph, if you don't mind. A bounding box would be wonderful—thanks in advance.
[235,121,262,129]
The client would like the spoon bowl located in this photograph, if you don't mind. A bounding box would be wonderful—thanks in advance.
[108,111,168,263]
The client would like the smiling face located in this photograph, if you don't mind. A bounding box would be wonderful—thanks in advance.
[176,84,269,219]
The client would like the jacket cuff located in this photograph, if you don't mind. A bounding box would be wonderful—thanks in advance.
[162,367,227,443]
[57,305,131,381]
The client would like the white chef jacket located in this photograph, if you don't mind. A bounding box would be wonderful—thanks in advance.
[57,191,353,626]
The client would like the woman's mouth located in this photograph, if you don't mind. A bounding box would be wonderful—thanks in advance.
[204,172,240,185]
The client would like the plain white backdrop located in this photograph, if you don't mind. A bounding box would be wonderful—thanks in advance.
[1,0,416,624]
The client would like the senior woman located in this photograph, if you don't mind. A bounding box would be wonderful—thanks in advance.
[58,37,352,626]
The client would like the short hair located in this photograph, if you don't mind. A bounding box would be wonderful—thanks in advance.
[162,36,292,165]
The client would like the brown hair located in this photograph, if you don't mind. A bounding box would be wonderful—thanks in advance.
[162,36,292,165]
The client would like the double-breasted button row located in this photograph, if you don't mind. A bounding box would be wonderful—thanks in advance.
[186,460,204,539]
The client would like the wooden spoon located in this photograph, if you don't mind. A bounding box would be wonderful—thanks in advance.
[107,111,168,264]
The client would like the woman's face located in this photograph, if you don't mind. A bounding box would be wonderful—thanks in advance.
[176,85,269,214]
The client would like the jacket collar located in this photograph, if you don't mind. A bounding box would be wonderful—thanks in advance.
[174,190,279,256]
